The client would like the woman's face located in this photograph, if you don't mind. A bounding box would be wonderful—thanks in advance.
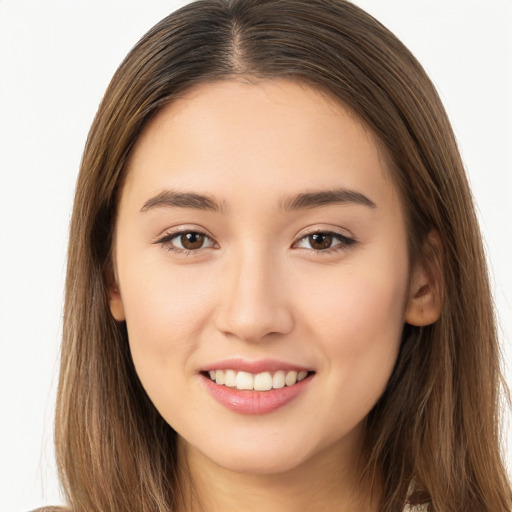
[110,80,421,475]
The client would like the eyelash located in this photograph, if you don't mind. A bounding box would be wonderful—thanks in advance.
[154,229,357,256]
[155,230,217,256]
[294,230,357,254]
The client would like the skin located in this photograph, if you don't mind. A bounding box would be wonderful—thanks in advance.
[109,80,440,512]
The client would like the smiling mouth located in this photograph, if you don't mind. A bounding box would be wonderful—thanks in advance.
[202,369,314,391]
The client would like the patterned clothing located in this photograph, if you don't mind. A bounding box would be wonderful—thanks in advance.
[404,503,429,511]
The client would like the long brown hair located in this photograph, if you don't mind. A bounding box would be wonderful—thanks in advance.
[46,1,511,510]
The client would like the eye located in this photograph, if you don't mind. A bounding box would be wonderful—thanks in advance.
[156,230,216,253]
[295,231,356,252]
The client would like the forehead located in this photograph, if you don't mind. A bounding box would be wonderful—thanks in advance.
[122,79,397,213]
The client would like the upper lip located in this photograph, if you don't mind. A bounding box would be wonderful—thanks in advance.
[201,358,313,374]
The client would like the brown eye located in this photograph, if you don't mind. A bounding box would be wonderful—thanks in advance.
[157,230,215,253]
[180,232,205,250]
[294,231,356,253]
[308,233,333,250]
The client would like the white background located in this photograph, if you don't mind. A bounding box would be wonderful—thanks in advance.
[0,1,511,510]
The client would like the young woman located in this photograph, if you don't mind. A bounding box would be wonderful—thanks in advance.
[38,0,511,510]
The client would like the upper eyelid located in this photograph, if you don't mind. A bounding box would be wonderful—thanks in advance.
[155,227,352,240]
[154,228,355,254]
[295,226,354,240]
[154,229,217,254]
[159,231,214,243]
[153,226,215,243]
[293,230,355,248]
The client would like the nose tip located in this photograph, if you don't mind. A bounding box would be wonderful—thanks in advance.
[214,255,294,343]
[217,300,294,343]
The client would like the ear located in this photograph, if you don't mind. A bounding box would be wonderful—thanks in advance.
[404,231,443,327]
[106,265,126,322]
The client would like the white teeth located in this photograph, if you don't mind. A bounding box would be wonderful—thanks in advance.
[285,370,298,386]
[208,369,310,391]
[215,370,225,385]
[225,369,237,387]
[254,372,273,391]
[272,370,285,389]
[236,371,254,390]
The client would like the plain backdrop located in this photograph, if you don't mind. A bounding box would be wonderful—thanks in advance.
[0,1,511,510]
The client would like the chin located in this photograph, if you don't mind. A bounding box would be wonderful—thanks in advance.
[210,447,310,475]
[189,428,325,476]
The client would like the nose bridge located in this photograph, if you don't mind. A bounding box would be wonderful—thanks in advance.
[215,242,293,342]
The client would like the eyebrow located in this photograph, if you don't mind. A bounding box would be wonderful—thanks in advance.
[140,191,228,213]
[280,188,376,211]
[140,187,376,214]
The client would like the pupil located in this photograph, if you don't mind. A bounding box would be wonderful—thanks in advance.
[181,232,204,250]
[310,233,332,250]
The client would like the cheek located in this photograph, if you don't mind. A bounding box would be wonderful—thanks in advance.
[118,261,216,379]
[301,262,408,411]
[316,280,404,365]
[118,262,222,425]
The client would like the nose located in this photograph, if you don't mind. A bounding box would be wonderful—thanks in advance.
[214,247,294,343]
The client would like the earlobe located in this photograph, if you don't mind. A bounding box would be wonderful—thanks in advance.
[106,267,126,321]
[404,277,441,326]
[109,284,126,322]
[404,231,444,327]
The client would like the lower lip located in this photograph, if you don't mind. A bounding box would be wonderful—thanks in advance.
[201,374,313,415]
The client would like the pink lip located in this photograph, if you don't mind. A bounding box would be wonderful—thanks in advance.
[201,358,312,374]
[200,372,314,415]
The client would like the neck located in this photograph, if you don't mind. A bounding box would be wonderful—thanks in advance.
[175,431,381,512]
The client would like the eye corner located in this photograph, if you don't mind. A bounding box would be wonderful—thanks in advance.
[153,227,218,255]
[293,228,357,254]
